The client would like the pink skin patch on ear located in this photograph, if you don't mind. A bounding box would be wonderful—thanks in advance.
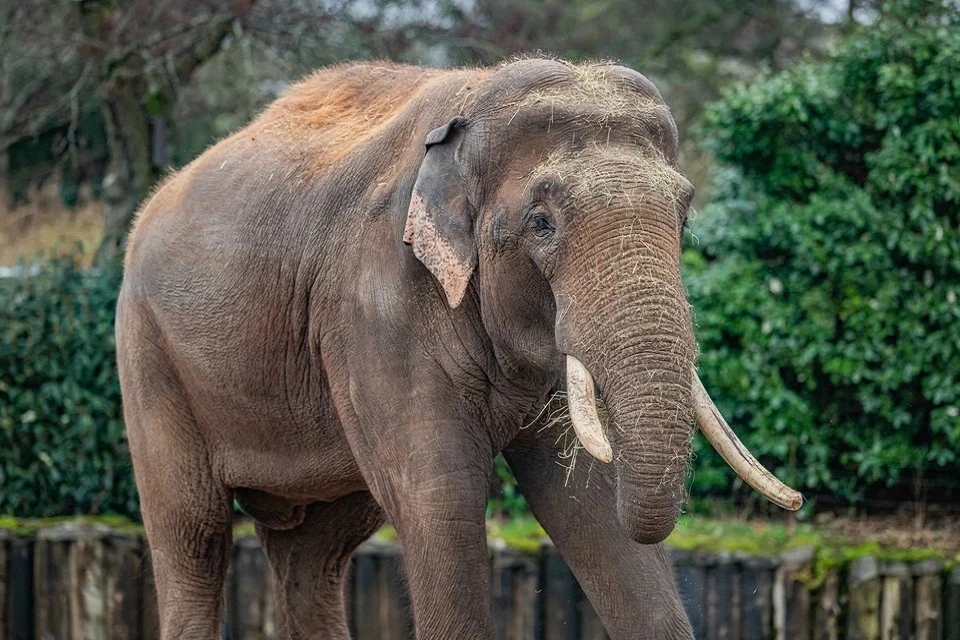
[404,190,474,308]
[402,192,422,245]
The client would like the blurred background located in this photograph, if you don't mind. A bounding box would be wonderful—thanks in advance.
[0,1,958,636]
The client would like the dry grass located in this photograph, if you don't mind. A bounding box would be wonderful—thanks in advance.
[530,143,690,215]
[526,390,612,486]
[0,182,103,266]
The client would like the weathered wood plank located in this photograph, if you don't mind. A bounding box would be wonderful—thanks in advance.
[879,561,912,640]
[104,535,142,640]
[229,536,271,640]
[351,545,380,640]
[944,568,960,640]
[812,566,840,640]
[671,549,707,639]
[540,544,579,640]
[847,556,881,640]
[0,531,8,640]
[351,540,412,640]
[706,553,740,640]
[69,531,108,640]
[774,547,813,640]
[912,559,943,640]
[378,546,413,640]
[7,537,33,640]
[34,527,73,640]
[741,554,777,640]
[262,568,276,640]
[139,541,160,640]
[491,545,538,640]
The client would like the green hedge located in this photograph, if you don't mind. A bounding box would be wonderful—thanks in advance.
[0,258,136,518]
[684,1,960,503]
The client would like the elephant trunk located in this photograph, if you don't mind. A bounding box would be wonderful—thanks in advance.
[559,277,803,544]
[560,281,697,544]
[563,324,803,545]
[603,339,694,544]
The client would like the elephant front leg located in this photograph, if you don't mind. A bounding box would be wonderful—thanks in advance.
[353,423,496,639]
[391,467,494,639]
[504,427,695,640]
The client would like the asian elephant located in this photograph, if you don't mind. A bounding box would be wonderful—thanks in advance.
[116,58,801,640]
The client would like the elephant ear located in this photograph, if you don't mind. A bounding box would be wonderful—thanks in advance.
[403,116,477,309]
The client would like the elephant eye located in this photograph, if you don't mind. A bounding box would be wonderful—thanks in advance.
[531,213,555,236]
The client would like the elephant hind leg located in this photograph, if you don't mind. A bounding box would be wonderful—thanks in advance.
[125,394,233,639]
[257,491,385,640]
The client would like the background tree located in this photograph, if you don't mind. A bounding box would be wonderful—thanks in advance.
[1,0,262,264]
[685,0,960,511]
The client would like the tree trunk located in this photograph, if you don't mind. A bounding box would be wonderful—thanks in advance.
[93,80,154,266]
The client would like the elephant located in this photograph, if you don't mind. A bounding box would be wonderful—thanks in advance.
[116,58,801,640]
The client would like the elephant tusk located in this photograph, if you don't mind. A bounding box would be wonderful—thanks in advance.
[565,356,614,463]
[693,373,803,511]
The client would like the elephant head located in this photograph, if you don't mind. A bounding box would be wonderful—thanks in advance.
[404,59,801,544]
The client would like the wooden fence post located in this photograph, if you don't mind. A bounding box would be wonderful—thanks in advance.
[912,559,943,640]
[540,542,579,640]
[33,523,144,640]
[847,556,881,640]
[227,535,274,640]
[490,543,539,640]
[6,535,33,640]
[34,525,74,640]
[879,561,912,640]
[104,533,142,640]
[740,554,777,640]
[70,528,108,640]
[944,567,960,640]
[351,542,380,640]
[671,549,707,639]
[706,552,740,640]
[0,530,9,640]
[350,539,412,640]
[8,521,960,640]
[812,565,840,640]
[139,541,159,640]
[774,547,813,640]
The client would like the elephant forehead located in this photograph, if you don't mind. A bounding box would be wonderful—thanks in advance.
[529,145,690,213]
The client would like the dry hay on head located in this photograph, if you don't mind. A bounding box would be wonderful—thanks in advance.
[528,143,689,213]
[512,61,671,132]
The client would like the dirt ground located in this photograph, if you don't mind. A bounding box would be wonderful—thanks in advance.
[810,508,960,553]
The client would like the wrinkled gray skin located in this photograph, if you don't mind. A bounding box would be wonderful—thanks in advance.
[116,58,697,639]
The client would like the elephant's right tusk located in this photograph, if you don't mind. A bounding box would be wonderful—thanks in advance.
[565,355,614,463]
[693,373,803,511]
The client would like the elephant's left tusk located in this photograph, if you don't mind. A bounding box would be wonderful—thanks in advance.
[565,355,614,463]
[693,373,803,511]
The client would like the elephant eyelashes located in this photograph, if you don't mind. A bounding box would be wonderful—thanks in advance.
[531,214,555,236]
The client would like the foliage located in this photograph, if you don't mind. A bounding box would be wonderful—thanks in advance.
[0,256,136,518]
[685,1,960,503]
[488,455,529,519]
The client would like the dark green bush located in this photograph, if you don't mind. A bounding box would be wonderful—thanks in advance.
[685,1,960,503]
[0,257,137,518]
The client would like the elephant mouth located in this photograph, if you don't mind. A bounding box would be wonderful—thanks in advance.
[564,355,803,512]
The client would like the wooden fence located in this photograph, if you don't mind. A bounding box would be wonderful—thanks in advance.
[1,522,958,640]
